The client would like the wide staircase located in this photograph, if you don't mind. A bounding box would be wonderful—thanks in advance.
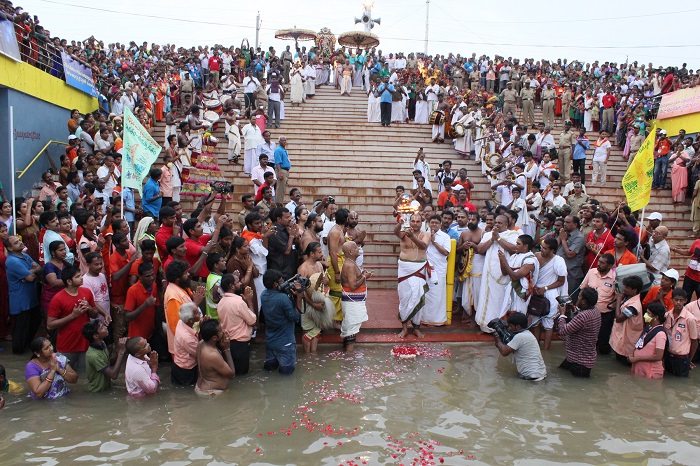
[158,86,694,289]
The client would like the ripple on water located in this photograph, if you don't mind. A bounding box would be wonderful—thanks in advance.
[12,431,33,441]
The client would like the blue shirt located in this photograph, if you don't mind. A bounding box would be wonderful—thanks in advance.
[142,178,162,217]
[274,146,291,171]
[261,288,300,349]
[5,253,39,315]
[573,137,590,160]
[122,187,135,222]
[378,83,395,103]
[444,227,460,241]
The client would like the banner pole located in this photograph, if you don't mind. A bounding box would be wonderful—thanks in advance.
[9,106,17,235]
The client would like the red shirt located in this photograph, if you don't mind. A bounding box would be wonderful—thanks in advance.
[208,56,221,72]
[255,182,274,202]
[459,201,477,212]
[684,239,700,282]
[48,287,96,353]
[185,235,210,279]
[110,250,132,304]
[602,93,616,109]
[130,257,162,278]
[655,138,671,158]
[585,228,614,271]
[437,190,458,209]
[155,225,174,260]
[125,280,159,340]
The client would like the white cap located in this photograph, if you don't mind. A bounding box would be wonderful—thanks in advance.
[645,212,663,222]
[661,268,679,282]
[452,185,463,191]
[68,135,78,140]
[659,129,667,135]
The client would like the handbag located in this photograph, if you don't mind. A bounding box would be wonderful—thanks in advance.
[527,294,551,317]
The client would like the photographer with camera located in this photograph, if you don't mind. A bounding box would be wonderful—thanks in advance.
[260,270,304,375]
[557,287,602,378]
[493,313,547,381]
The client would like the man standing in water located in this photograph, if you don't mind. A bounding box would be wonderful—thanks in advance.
[195,319,235,396]
[394,213,431,338]
[340,241,373,352]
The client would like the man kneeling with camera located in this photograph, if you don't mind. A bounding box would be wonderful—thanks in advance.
[493,313,547,381]
[557,288,602,378]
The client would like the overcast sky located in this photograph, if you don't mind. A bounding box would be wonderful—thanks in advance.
[21,0,700,68]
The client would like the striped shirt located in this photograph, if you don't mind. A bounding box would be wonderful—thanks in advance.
[558,307,602,369]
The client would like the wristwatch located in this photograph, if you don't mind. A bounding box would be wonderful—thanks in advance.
[544,286,548,291]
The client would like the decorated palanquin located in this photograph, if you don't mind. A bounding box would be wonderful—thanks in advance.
[180,133,228,198]
[315,28,336,59]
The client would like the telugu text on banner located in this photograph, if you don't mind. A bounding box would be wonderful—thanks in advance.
[122,107,161,195]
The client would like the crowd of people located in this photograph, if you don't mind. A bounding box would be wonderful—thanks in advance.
[2,3,700,406]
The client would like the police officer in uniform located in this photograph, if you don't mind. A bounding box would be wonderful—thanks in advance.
[520,81,535,126]
[541,83,557,128]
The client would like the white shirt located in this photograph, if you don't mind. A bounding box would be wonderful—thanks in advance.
[592,139,611,162]
[96,165,121,197]
[243,76,260,93]
[241,123,263,147]
[251,164,276,186]
[266,84,281,102]
[426,84,440,101]
[426,230,451,276]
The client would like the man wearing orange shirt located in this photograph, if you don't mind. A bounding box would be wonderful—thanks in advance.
[604,230,637,268]
[163,260,205,356]
[652,129,672,189]
[642,269,677,312]
[110,233,139,339]
[437,178,458,209]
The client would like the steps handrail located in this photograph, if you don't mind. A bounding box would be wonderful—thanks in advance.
[16,140,67,179]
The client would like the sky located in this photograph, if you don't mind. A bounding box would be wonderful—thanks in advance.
[19,0,700,68]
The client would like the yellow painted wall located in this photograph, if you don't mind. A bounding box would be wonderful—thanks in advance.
[658,112,700,137]
[0,54,97,113]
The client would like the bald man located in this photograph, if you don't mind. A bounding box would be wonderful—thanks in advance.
[339,241,373,352]
[642,225,670,286]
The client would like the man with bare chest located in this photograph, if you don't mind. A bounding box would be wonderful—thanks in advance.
[339,241,373,352]
[345,211,366,268]
[395,213,431,338]
[327,208,349,326]
[432,95,451,143]
[458,211,485,323]
[297,242,330,354]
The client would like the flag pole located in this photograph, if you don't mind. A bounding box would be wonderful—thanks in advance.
[9,106,17,235]
[636,206,645,260]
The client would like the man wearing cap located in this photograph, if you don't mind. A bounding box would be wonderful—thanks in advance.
[558,121,575,183]
[640,225,670,286]
[501,82,517,117]
[643,268,677,312]
[640,212,663,246]
[652,130,672,189]
[566,182,589,214]
[520,82,535,126]
[561,84,572,124]
[541,83,557,128]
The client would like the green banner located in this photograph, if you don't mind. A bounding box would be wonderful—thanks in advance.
[121,107,162,195]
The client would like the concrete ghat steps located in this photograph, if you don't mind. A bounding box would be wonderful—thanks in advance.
[156,86,692,286]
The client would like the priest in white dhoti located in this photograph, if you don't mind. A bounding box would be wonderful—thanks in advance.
[395,213,432,338]
[531,237,568,349]
[497,234,539,316]
[421,216,451,326]
[340,241,370,352]
[367,85,380,123]
[340,60,353,96]
[241,117,263,175]
[474,215,520,332]
[454,109,475,156]
[414,91,429,124]
[290,65,304,106]
[304,61,316,98]
[391,84,406,123]
[225,112,241,163]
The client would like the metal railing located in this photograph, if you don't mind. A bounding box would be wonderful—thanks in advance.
[16,140,67,179]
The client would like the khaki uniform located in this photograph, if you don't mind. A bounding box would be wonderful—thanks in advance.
[542,88,557,127]
[470,70,480,91]
[501,88,518,117]
[453,69,464,90]
[520,87,535,125]
[558,129,575,183]
[510,69,522,93]
[567,193,589,214]
[561,90,572,122]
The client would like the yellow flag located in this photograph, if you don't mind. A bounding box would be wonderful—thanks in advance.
[622,129,655,211]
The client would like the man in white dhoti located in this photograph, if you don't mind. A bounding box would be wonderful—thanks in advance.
[454,109,475,156]
[458,212,484,322]
[497,234,539,317]
[414,91,429,124]
[304,60,316,98]
[391,81,407,123]
[340,60,353,96]
[432,96,450,143]
[422,215,451,326]
[425,78,440,113]
[340,241,373,352]
[290,64,304,106]
[225,110,241,163]
[531,237,567,350]
[475,215,520,332]
[367,85,381,123]
[241,117,263,175]
[395,213,432,338]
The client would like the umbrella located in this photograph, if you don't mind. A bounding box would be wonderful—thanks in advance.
[336,31,380,50]
[275,27,317,48]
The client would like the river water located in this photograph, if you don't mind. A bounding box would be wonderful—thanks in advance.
[1,342,699,465]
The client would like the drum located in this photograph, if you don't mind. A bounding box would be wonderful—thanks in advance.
[450,122,466,138]
[220,94,231,107]
[202,91,214,100]
[204,110,220,131]
[429,110,444,125]
[205,99,223,115]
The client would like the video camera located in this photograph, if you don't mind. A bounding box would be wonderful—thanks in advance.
[556,295,575,321]
[488,318,514,345]
[278,274,311,299]
[210,181,234,194]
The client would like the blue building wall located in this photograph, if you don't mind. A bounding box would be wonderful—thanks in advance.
[0,88,69,201]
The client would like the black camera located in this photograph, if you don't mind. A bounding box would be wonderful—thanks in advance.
[326,196,335,204]
[210,181,234,193]
[487,318,514,344]
[278,274,311,297]
[556,295,575,321]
